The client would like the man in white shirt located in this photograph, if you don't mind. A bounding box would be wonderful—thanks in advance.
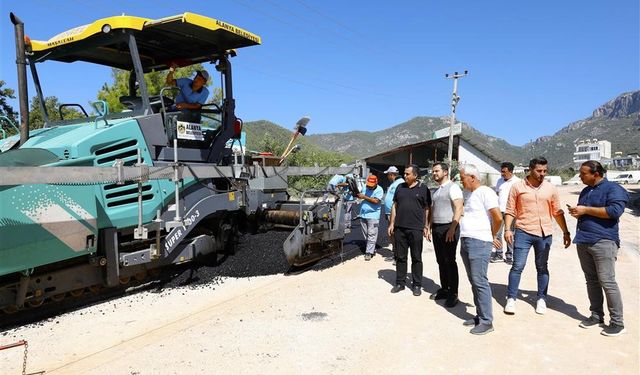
[459,164,503,335]
[492,162,521,264]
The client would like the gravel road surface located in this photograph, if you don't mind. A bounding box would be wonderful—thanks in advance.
[1,185,638,375]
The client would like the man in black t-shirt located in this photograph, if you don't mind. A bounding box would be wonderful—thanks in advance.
[387,164,432,296]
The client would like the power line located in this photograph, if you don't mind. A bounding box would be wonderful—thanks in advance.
[234,54,421,101]
[293,0,366,39]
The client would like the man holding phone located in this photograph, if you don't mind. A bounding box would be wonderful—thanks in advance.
[569,161,629,337]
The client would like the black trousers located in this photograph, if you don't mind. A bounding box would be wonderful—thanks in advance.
[394,227,424,287]
[432,223,460,295]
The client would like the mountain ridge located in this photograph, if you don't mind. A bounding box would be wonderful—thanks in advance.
[245,91,640,169]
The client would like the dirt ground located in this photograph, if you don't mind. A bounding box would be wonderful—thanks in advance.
[1,185,639,375]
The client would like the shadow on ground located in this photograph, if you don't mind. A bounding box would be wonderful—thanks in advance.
[377,269,475,321]
[490,283,586,321]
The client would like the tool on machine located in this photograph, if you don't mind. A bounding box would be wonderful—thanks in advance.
[279,116,309,165]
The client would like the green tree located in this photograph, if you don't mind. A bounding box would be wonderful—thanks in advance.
[29,96,84,128]
[97,65,223,113]
[253,134,351,193]
[0,80,18,136]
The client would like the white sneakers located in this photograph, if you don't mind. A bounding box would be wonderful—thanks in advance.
[504,298,516,314]
[504,298,547,315]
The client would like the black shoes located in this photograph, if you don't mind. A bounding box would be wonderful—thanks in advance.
[601,323,626,337]
[579,315,605,329]
[429,289,448,300]
[390,284,422,295]
[490,253,504,263]
[391,284,405,293]
[445,294,459,307]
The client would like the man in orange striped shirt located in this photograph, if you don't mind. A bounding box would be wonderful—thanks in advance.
[503,157,571,315]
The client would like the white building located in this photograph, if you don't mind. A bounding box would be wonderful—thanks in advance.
[573,139,611,166]
[608,152,640,169]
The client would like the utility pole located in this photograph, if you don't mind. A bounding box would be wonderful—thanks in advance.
[445,70,468,165]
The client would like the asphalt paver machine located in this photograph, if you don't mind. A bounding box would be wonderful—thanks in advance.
[0,12,364,313]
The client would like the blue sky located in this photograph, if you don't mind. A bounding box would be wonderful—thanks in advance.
[1,0,638,145]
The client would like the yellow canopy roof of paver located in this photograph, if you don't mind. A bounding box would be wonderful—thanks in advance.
[28,12,261,72]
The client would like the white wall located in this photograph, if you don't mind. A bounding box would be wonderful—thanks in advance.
[458,139,502,186]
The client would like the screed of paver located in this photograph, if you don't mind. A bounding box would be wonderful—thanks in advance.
[1,185,638,375]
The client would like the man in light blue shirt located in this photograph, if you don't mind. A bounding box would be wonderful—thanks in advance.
[358,175,384,261]
[383,166,404,263]
[327,174,346,195]
[383,166,404,221]
[326,172,357,232]
[165,66,210,122]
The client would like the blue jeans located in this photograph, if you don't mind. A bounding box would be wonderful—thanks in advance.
[507,229,552,300]
[460,237,493,325]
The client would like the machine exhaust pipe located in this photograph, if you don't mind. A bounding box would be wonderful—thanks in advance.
[10,13,29,146]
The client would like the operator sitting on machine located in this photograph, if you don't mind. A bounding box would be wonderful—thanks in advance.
[165,64,210,122]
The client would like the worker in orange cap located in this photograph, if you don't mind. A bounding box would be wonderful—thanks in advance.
[358,175,384,261]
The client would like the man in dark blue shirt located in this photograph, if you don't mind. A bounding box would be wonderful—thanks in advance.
[568,160,629,337]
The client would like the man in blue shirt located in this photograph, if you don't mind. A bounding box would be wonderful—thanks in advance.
[326,173,346,195]
[165,66,210,121]
[383,166,404,263]
[568,160,629,337]
[358,175,384,261]
[383,166,404,221]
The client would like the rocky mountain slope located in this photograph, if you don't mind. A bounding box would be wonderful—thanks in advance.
[522,91,640,168]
